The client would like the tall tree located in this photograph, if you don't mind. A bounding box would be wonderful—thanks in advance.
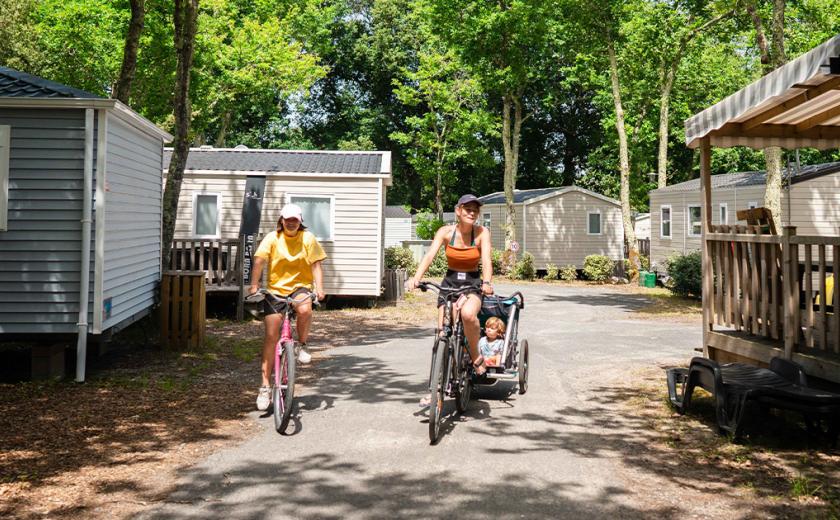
[114,0,145,104]
[161,0,199,270]
[745,0,785,229]
[392,47,496,218]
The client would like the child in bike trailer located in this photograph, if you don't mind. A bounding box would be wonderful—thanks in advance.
[249,204,327,411]
[479,317,505,368]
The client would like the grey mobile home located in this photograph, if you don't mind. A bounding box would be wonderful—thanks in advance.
[0,68,172,379]
[479,187,624,269]
[166,147,392,297]
[649,162,840,268]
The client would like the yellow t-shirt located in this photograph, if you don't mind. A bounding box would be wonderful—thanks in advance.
[254,230,327,296]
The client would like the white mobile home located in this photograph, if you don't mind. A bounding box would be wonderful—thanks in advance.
[478,187,624,269]
[0,67,172,379]
[384,205,411,247]
[649,161,840,268]
[165,147,392,297]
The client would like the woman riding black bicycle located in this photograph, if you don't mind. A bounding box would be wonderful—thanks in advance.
[407,194,494,400]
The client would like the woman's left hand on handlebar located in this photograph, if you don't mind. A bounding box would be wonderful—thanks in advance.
[481,281,494,296]
[316,290,326,301]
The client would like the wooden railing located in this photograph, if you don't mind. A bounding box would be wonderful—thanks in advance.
[169,239,241,288]
[705,225,838,356]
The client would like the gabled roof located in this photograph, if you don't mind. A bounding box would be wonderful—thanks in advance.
[164,147,390,175]
[479,186,620,207]
[384,206,411,218]
[0,67,101,99]
[651,161,840,194]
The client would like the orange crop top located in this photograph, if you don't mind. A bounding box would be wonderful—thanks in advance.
[445,226,480,272]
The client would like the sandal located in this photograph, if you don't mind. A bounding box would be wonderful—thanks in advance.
[419,393,432,408]
[472,355,487,376]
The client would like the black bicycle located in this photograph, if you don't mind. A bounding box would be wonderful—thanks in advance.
[418,281,480,444]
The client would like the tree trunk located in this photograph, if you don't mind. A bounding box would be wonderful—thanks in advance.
[606,35,638,273]
[113,0,145,104]
[435,169,443,219]
[161,0,199,271]
[656,64,676,189]
[214,109,231,148]
[501,94,517,252]
[760,0,786,230]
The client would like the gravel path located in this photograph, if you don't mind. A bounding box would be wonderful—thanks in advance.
[138,283,703,519]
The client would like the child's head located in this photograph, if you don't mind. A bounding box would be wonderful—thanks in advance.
[484,317,506,341]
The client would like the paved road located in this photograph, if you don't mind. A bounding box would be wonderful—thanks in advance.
[140,283,701,519]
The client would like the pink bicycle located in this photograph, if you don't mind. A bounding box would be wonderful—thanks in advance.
[246,289,318,433]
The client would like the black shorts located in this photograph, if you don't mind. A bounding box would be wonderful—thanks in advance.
[437,270,482,307]
[263,287,312,316]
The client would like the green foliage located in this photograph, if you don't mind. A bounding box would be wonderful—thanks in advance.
[545,263,559,281]
[415,213,445,240]
[583,255,614,283]
[491,249,510,277]
[640,255,651,272]
[511,252,536,281]
[560,264,578,281]
[427,247,449,278]
[666,251,701,297]
[384,246,418,275]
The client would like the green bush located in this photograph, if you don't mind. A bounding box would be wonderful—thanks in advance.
[427,247,449,277]
[559,264,577,281]
[511,251,536,280]
[545,263,559,281]
[666,251,701,296]
[491,249,510,276]
[384,246,417,275]
[583,254,614,282]
[415,213,445,240]
[640,255,651,272]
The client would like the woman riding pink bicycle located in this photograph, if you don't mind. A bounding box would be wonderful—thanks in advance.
[249,204,326,412]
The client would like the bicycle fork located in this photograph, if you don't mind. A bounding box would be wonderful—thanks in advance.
[276,318,293,387]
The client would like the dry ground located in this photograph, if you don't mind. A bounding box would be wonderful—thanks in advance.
[0,292,436,520]
[3,286,836,519]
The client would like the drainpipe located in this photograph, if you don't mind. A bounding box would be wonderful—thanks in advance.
[76,109,94,382]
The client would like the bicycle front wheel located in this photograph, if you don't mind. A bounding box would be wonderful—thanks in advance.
[274,341,296,433]
[429,338,449,444]
[454,339,471,413]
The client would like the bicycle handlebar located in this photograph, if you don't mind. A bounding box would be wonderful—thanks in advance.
[415,281,478,299]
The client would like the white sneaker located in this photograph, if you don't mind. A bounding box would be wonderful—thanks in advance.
[297,345,312,364]
[256,386,271,411]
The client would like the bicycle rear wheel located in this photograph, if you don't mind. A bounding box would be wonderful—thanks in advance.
[518,339,529,395]
[429,338,449,444]
[274,341,296,433]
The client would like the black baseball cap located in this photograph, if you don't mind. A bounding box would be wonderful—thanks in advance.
[457,194,483,207]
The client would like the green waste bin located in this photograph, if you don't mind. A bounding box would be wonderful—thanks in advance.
[639,271,656,288]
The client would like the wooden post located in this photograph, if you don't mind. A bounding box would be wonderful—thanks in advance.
[782,226,797,359]
[236,235,245,321]
[700,137,713,357]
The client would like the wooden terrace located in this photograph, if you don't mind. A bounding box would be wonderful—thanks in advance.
[686,35,840,383]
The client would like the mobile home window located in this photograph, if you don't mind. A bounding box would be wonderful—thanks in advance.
[289,195,334,241]
[660,205,671,238]
[719,203,728,225]
[687,205,702,237]
[587,211,602,235]
[193,193,221,238]
[483,212,491,228]
[0,125,9,231]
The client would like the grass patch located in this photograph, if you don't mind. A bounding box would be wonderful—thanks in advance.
[789,473,823,498]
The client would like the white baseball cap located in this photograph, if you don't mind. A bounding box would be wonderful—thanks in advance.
[280,203,303,221]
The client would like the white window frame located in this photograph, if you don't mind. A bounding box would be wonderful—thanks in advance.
[191,192,222,239]
[286,193,335,241]
[660,205,672,239]
[0,125,9,231]
[719,203,728,225]
[687,205,702,237]
[482,211,491,229]
[586,210,602,236]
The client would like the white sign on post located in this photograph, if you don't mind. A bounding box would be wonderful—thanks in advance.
[510,241,520,252]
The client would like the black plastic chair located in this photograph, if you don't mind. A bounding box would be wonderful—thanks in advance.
[666,357,840,441]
